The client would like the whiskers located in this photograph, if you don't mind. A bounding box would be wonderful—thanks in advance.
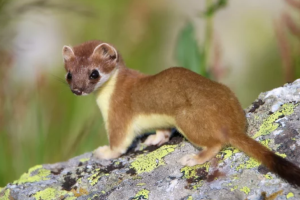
[50,73,69,87]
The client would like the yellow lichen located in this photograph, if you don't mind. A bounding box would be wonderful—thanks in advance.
[0,189,10,200]
[240,186,250,195]
[181,162,210,179]
[253,103,298,139]
[79,158,90,163]
[88,194,99,200]
[187,195,193,200]
[136,183,146,186]
[33,188,68,200]
[14,165,51,184]
[192,181,205,189]
[130,145,177,174]
[65,197,77,200]
[88,169,106,186]
[230,185,238,191]
[264,174,273,179]
[287,192,294,199]
[276,152,287,158]
[132,189,149,200]
[236,157,260,171]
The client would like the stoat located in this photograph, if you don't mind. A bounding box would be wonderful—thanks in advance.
[62,40,300,187]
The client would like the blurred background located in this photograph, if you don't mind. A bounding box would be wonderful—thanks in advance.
[0,0,299,186]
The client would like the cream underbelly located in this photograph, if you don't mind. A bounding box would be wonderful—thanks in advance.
[131,114,176,134]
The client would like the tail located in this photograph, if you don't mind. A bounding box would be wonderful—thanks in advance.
[230,134,300,187]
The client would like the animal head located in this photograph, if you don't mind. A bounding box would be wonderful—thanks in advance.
[62,41,119,95]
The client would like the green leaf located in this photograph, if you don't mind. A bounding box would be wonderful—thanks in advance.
[175,22,207,76]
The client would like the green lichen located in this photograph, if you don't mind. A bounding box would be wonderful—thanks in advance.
[33,188,69,200]
[0,189,10,200]
[253,103,298,139]
[130,145,177,174]
[132,189,149,200]
[136,183,146,186]
[14,165,51,184]
[79,158,90,163]
[240,186,250,195]
[181,162,210,179]
[287,192,294,199]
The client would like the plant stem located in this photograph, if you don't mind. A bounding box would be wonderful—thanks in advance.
[202,0,214,77]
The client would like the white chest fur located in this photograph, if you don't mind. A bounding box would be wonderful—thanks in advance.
[95,70,119,127]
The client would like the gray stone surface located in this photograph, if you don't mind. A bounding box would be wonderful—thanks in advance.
[1,79,300,200]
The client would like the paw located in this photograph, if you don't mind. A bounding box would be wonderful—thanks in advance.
[144,134,160,146]
[179,154,201,167]
[144,130,171,146]
[93,145,121,160]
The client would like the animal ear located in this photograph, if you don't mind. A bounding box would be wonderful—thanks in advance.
[92,43,118,62]
[62,45,75,62]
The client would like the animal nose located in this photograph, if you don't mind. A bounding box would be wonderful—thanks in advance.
[72,89,83,95]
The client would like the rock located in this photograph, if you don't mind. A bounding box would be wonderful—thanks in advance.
[1,80,300,200]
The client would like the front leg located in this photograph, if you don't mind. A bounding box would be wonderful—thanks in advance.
[93,122,136,160]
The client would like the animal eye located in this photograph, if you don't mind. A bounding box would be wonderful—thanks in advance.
[90,70,100,79]
[66,72,72,80]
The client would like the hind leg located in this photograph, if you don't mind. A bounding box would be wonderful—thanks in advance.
[144,129,172,146]
[175,113,224,166]
[179,144,222,166]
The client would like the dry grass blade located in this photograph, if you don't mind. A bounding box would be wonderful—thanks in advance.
[282,13,300,39]
[274,18,294,83]
[286,0,300,10]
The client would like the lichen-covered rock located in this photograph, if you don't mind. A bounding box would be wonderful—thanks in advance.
[1,79,300,200]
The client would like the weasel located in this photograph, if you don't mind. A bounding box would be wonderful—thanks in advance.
[62,40,300,187]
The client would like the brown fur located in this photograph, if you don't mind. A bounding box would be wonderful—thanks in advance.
[63,40,300,187]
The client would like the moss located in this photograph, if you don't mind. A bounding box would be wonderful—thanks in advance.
[132,189,149,200]
[33,188,69,200]
[14,165,51,184]
[130,145,177,174]
[0,189,10,200]
[253,103,298,139]
[240,186,250,195]
[287,192,294,199]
